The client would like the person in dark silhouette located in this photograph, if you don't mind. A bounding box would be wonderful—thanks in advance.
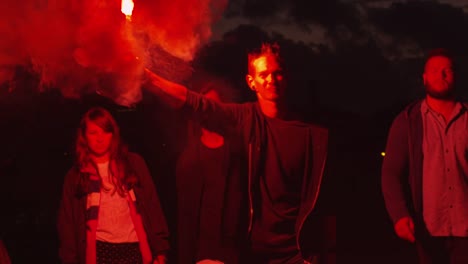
[0,239,11,264]
[175,75,247,264]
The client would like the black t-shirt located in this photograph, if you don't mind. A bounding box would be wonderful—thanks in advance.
[250,116,308,256]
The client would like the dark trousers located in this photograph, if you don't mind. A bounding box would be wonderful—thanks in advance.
[417,236,468,264]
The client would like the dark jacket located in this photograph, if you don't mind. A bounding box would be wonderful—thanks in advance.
[175,121,247,264]
[184,91,331,263]
[382,100,423,225]
[57,152,170,264]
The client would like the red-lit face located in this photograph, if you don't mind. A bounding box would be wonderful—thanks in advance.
[423,56,455,99]
[204,89,221,102]
[246,54,286,103]
[85,121,113,157]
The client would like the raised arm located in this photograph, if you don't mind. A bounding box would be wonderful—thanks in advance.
[143,68,250,134]
[144,68,188,108]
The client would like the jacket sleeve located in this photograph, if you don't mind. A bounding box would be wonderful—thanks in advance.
[132,153,170,256]
[57,168,79,264]
[381,112,411,224]
[184,90,249,134]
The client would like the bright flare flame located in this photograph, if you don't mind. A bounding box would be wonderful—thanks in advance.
[121,0,134,20]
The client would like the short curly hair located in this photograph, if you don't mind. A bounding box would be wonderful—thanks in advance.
[424,48,455,71]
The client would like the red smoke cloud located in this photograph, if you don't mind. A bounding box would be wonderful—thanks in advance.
[133,0,227,61]
[0,0,228,106]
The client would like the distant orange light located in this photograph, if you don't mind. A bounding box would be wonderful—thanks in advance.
[381,152,386,157]
[121,0,134,20]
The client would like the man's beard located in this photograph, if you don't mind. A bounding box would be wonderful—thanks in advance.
[425,83,455,100]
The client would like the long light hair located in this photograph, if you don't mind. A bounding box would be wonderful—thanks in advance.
[75,107,137,197]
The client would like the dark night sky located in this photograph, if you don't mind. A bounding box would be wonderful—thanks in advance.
[209,0,468,116]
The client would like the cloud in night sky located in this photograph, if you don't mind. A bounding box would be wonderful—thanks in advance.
[217,0,468,58]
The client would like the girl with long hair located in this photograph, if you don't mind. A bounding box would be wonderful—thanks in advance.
[58,107,169,264]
